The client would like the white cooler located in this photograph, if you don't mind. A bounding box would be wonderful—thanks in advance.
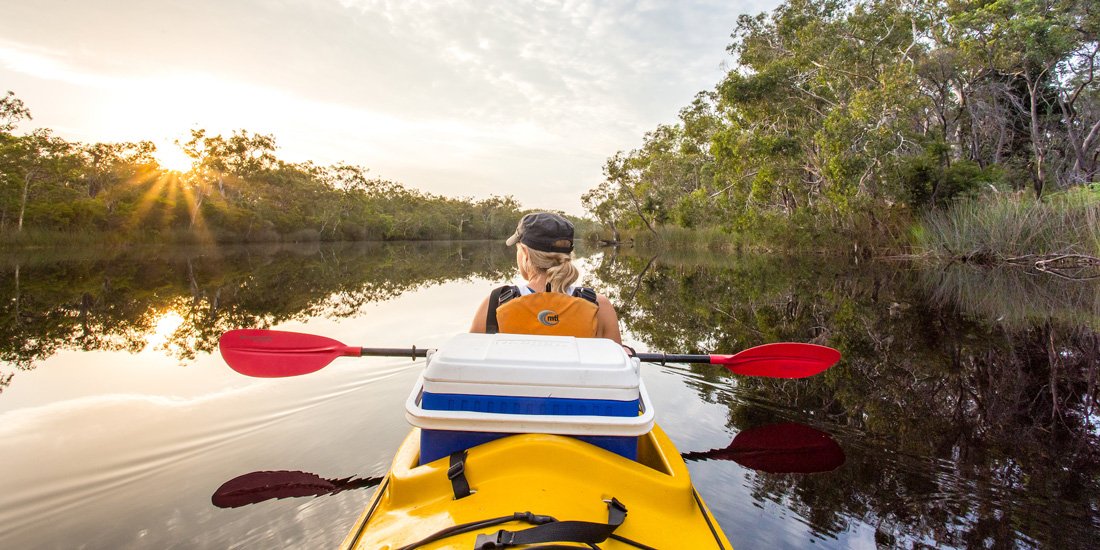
[405,333,654,464]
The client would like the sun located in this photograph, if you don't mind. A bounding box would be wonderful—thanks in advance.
[154,142,194,173]
[146,309,185,350]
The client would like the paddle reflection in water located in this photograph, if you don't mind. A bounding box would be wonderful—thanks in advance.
[212,471,383,509]
[681,422,845,474]
[211,422,843,509]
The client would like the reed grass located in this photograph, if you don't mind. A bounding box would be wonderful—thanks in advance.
[0,228,129,249]
[914,187,1100,261]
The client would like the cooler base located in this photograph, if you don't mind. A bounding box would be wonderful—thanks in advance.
[420,429,638,465]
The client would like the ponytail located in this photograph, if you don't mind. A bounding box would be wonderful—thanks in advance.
[520,245,579,293]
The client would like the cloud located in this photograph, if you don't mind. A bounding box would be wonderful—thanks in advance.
[0,0,777,212]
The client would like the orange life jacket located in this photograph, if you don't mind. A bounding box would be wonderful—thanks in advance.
[485,285,599,338]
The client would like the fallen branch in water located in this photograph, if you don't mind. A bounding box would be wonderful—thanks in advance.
[938,252,1100,280]
[1028,254,1100,281]
[1033,254,1100,269]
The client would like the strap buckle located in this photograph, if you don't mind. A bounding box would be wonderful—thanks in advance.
[497,286,517,304]
[474,529,515,549]
[446,460,465,481]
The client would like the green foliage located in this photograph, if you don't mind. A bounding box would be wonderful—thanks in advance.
[0,97,525,244]
[582,0,1100,254]
[899,147,1004,209]
[0,91,32,132]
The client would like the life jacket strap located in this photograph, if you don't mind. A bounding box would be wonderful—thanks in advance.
[572,286,598,304]
[484,285,517,334]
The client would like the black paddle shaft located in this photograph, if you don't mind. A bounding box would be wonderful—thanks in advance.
[356,347,708,365]
[356,348,707,364]
[635,353,712,364]
[359,347,429,360]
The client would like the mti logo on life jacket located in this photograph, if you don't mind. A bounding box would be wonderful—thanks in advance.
[537,310,560,326]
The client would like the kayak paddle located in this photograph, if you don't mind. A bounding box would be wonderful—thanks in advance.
[219,329,427,378]
[218,329,840,379]
[634,344,839,379]
[680,422,845,473]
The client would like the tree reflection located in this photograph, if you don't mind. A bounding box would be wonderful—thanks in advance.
[593,249,1100,548]
[0,242,515,389]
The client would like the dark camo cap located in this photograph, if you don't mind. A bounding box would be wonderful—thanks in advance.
[505,212,574,253]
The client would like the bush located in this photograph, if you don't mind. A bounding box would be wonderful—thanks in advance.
[285,228,321,242]
[915,186,1100,259]
[900,150,1001,210]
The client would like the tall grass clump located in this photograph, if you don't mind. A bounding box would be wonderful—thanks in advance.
[914,186,1100,262]
[0,228,129,249]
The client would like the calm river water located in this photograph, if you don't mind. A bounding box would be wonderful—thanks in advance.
[0,241,1097,549]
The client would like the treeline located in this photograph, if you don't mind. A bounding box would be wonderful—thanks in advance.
[583,0,1099,247]
[0,92,524,244]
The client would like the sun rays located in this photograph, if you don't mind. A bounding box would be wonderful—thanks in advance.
[128,169,216,244]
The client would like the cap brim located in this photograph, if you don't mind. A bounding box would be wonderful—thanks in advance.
[505,232,520,246]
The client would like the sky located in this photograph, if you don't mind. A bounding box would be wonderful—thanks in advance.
[0,0,778,214]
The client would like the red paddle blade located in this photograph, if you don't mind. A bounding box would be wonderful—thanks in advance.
[711,343,841,379]
[218,329,361,378]
[682,422,845,473]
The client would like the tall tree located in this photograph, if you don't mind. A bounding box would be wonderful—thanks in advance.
[3,130,80,232]
[952,0,1096,196]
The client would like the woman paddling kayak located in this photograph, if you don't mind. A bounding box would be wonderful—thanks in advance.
[469,212,623,344]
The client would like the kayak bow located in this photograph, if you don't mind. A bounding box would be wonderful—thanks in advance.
[341,426,732,549]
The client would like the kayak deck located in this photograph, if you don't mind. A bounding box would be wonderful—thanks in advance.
[341,425,731,549]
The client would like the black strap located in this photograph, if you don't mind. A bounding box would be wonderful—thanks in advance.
[395,512,556,550]
[474,498,627,549]
[448,450,472,500]
[345,476,391,548]
[692,489,727,549]
[485,285,517,334]
[571,287,598,306]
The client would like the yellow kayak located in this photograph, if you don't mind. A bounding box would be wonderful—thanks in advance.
[341,425,731,549]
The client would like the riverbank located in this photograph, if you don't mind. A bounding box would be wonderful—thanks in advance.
[585,187,1100,273]
[913,186,1100,277]
[583,207,911,258]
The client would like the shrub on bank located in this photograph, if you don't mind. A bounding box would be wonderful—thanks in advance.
[914,186,1100,261]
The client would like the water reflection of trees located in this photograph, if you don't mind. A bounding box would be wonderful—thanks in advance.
[0,242,514,388]
[594,250,1100,548]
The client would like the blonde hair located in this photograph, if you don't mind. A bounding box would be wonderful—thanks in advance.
[519,244,579,293]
